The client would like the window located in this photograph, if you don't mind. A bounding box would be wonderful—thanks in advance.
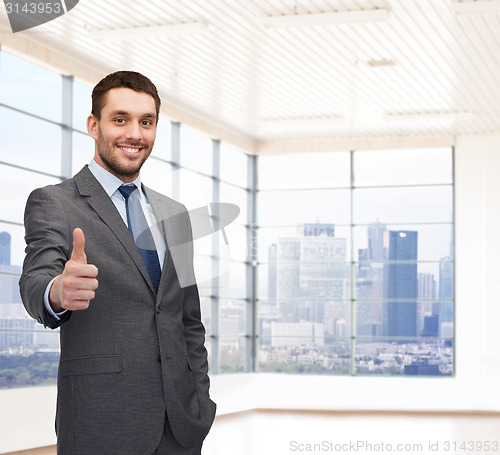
[257,149,454,376]
[0,48,453,387]
[0,51,64,388]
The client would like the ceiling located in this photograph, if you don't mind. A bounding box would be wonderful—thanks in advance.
[1,0,500,153]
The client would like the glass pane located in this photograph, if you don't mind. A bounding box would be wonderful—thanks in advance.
[354,223,454,262]
[0,51,62,122]
[355,340,453,376]
[0,270,21,304]
[1,107,62,174]
[355,300,454,338]
[354,299,454,339]
[261,298,351,333]
[200,296,212,335]
[219,335,246,374]
[257,264,271,299]
[220,143,248,187]
[194,255,214,296]
[0,346,60,388]
[258,336,351,375]
[178,168,213,209]
[259,151,350,190]
[354,148,453,187]
[353,186,453,224]
[194,257,235,297]
[219,262,247,299]
[220,223,248,263]
[0,165,61,224]
[220,182,247,226]
[180,126,212,174]
[258,189,351,226]
[220,299,246,335]
[140,157,173,197]
[0,270,60,388]
[72,80,92,131]
[152,118,172,161]
[0,223,26,267]
[72,131,93,176]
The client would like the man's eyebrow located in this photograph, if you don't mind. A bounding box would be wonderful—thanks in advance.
[110,110,130,117]
[109,110,156,119]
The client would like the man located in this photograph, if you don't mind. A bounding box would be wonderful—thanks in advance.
[20,71,216,454]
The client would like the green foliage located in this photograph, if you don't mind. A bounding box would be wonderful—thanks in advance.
[0,352,59,388]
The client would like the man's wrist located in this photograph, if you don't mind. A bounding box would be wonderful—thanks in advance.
[46,275,65,314]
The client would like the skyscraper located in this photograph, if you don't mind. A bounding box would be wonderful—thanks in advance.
[271,223,348,330]
[438,259,453,337]
[355,221,387,337]
[368,220,387,262]
[418,272,437,335]
[383,230,418,337]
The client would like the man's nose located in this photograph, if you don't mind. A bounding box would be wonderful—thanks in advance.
[125,122,141,140]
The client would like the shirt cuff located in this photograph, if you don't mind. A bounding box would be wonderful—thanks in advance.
[44,277,68,320]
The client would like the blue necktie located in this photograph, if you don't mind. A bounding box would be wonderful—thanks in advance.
[118,184,161,293]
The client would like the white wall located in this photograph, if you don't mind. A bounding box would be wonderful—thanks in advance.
[2,134,500,453]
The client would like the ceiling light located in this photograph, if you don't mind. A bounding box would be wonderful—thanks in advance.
[451,0,500,15]
[259,8,390,28]
[88,22,209,40]
[385,111,474,122]
[367,59,396,68]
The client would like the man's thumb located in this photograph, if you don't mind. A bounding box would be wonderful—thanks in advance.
[71,228,87,263]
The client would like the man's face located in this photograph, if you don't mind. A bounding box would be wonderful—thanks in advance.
[87,87,157,183]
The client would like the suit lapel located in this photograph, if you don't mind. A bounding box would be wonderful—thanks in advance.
[73,166,155,293]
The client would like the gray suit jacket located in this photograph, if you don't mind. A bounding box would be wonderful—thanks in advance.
[20,166,216,454]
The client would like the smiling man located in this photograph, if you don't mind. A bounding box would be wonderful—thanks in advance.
[20,71,216,455]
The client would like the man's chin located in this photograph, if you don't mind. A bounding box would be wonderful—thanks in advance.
[103,161,144,181]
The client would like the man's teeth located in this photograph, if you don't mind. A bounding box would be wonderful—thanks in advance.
[120,146,140,154]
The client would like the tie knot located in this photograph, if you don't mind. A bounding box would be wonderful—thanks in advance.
[118,184,137,199]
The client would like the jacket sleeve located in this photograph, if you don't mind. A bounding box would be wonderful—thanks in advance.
[19,186,72,329]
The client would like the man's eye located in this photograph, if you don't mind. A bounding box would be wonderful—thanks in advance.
[142,120,153,126]
[115,118,125,123]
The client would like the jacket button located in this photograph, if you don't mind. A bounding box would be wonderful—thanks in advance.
[157,355,161,363]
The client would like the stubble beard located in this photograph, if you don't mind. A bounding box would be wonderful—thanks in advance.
[96,127,151,180]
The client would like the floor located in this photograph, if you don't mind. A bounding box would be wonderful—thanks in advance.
[6,410,500,455]
[204,410,500,455]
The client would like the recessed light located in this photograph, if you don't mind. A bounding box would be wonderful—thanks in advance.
[367,59,396,68]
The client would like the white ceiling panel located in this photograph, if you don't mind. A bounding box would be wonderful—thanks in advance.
[1,0,500,150]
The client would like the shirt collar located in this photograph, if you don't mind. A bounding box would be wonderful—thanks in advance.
[88,159,142,198]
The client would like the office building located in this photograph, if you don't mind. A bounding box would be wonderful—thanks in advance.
[383,231,418,337]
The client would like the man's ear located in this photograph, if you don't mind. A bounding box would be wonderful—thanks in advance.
[87,114,98,140]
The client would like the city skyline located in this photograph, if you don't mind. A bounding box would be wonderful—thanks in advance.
[258,220,453,376]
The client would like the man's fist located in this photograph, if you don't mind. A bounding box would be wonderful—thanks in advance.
[49,228,99,312]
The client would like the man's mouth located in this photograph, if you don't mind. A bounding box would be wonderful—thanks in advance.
[118,145,143,156]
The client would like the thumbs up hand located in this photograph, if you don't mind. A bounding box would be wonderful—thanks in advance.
[49,228,99,312]
[70,226,88,264]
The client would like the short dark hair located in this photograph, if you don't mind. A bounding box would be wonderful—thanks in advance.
[91,71,161,122]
